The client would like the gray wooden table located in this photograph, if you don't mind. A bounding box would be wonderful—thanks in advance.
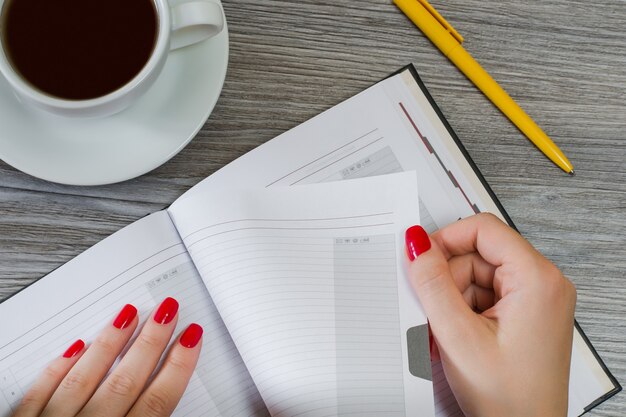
[1,0,624,414]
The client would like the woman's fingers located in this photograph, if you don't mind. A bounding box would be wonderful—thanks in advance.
[444,252,498,312]
[39,304,138,417]
[405,226,479,353]
[462,284,495,313]
[14,297,197,417]
[448,252,497,292]
[128,324,203,417]
[78,297,180,417]
[12,341,85,417]
[432,213,536,266]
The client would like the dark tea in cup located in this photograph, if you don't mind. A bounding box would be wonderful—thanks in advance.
[0,0,158,100]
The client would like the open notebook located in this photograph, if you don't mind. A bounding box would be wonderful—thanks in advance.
[0,65,620,417]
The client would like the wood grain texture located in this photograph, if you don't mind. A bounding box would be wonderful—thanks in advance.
[0,0,624,414]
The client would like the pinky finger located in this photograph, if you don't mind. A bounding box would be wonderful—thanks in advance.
[13,340,86,417]
[128,324,203,417]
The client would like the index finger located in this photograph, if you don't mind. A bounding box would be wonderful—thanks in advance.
[432,213,537,265]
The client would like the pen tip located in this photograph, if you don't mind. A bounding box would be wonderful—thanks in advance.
[568,170,575,176]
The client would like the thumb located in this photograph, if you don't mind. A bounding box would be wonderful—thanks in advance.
[405,225,476,348]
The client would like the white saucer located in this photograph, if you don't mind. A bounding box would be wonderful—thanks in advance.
[0,11,229,186]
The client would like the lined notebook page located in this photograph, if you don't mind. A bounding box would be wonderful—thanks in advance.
[169,173,434,417]
[431,361,464,417]
[0,212,267,417]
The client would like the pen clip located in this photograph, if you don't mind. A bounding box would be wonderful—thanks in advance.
[416,0,464,44]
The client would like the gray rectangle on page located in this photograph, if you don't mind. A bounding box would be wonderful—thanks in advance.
[407,324,432,381]
[339,146,403,180]
[334,234,406,416]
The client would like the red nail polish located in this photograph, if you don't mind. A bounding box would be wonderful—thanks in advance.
[113,304,137,329]
[179,323,203,348]
[153,297,179,325]
[63,339,85,358]
[405,225,431,261]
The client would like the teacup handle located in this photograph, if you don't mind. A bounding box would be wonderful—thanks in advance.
[170,1,224,50]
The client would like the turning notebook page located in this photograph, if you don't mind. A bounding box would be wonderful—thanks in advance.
[0,211,268,417]
[168,172,434,417]
[174,67,617,416]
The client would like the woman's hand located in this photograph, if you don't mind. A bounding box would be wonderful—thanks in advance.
[13,297,203,417]
[406,213,576,417]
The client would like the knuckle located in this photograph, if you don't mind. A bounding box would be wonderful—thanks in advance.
[529,255,560,281]
[105,372,138,397]
[541,265,562,284]
[135,332,164,352]
[477,212,501,226]
[546,282,565,300]
[42,362,65,380]
[140,389,172,417]
[541,268,575,302]
[425,261,450,284]
[167,354,192,375]
[19,389,43,409]
[415,262,449,294]
[93,334,118,356]
[60,371,90,392]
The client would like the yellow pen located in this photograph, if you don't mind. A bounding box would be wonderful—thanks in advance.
[393,0,574,174]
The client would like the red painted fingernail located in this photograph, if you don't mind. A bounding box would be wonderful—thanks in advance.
[63,339,85,358]
[405,225,431,261]
[153,297,179,325]
[113,304,137,329]
[179,323,203,348]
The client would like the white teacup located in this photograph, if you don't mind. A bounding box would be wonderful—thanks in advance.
[0,0,224,118]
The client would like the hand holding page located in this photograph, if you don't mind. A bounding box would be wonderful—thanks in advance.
[174,66,618,416]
